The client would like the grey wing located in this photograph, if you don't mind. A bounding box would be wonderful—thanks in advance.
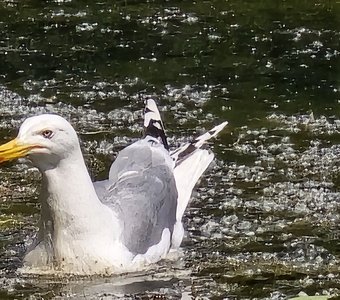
[93,139,178,255]
[93,179,111,201]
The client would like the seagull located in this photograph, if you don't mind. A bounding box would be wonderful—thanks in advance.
[0,100,227,275]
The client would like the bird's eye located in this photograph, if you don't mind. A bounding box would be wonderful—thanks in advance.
[41,130,54,139]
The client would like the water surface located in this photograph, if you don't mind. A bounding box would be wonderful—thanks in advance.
[0,0,339,298]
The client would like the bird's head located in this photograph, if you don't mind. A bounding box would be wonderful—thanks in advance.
[0,114,80,169]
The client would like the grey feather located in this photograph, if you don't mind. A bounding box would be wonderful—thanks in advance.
[93,179,111,200]
[93,138,177,255]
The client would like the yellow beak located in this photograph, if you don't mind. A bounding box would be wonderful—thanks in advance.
[0,138,35,163]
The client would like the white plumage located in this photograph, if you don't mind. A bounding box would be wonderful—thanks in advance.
[0,100,227,275]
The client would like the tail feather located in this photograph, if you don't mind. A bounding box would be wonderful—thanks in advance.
[143,99,169,151]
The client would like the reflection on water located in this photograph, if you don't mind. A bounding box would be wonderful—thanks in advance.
[0,0,339,298]
[1,266,192,299]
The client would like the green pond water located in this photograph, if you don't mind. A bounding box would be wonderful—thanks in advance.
[0,0,339,299]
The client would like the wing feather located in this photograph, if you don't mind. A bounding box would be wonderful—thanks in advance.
[94,139,177,255]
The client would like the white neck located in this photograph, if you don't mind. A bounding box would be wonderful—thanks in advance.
[37,149,118,260]
[42,151,99,217]
[24,148,130,274]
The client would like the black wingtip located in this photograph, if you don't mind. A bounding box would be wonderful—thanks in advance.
[143,99,169,151]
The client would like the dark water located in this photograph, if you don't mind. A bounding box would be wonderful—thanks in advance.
[0,0,339,299]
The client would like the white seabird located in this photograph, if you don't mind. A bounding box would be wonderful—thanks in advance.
[0,100,227,275]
